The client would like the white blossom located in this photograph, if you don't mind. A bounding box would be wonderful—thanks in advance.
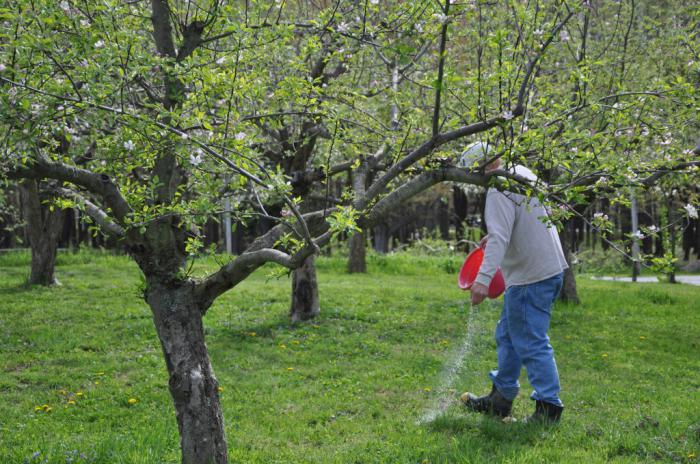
[596,176,608,185]
[94,40,105,49]
[370,0,379,4]
[432,13,449,25]
[559,29,570,41]
[502,110,514,120]
[684,203,698,220]
[337,22,350,34]
[414,22,423,33]
[216,56,226,65]
[631,230,645,240]
[593,212,609,221]
[180,132,189,140]
[60,1,70,12]
[533,29,544,37]
[235,132,247,141]
[0,63,6,72]
[80,19,90,27]
[648,225,659,233]
[189,152,203,166]
[123,140,135,151]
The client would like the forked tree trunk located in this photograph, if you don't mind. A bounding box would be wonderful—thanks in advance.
[348,230,367,273]
[145,283,227,464]
[21,180,64,286]
[290,254,320,322]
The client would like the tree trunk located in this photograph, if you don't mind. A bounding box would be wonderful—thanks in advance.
[146,283,228,464]
[437,197,450,240]
[558,227,580,304]
[630,193,641,281]
[452,185,468,240]
[21,180,64,286]
[348,230,367,273]
[290,254,320,322]
[372,224,389,254]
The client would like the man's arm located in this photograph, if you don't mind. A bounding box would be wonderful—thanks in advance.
[475,190,516,288]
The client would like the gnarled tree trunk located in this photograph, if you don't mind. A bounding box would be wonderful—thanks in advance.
[21,179,64,286]
[146,282,227,464]
[290,254,320,322]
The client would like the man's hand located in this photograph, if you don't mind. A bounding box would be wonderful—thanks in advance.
[479,234,489,249]
[471,282,489,306]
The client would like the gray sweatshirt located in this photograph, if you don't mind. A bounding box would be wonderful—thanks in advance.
[475,188,568,289]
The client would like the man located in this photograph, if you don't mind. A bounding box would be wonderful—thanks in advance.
[458,142,569,423]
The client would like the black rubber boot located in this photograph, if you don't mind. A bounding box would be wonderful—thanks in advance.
[524,400,563,424]
[460,384,513,418]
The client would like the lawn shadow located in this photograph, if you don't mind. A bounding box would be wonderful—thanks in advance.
[426,410,557,448]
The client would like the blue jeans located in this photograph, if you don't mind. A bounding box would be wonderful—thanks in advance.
[488,272,564,406]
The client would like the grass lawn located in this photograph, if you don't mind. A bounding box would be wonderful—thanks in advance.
[0,251,698,463]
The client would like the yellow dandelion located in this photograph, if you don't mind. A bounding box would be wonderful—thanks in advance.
[42,404,50,411]
[286,367,295,371]
[602,354,608,358]
[687,453,695,459]
[45,407,52,413]
[76,391,84,398]
[279,344,287,349]
[67,400,76,405]
[291,340,300,345]
[34,406,42,412]
[58,389,67,396]
[127,398,138,405]
[248,332,257,337]
[217,386,224,393]
[312,325,320,329]
[639,336,646,340]
[423,387,432,392]
[95,381,100,385]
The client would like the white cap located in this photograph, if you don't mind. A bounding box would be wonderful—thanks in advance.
[457,141,492,168]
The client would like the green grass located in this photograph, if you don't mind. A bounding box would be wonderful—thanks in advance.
[0,251,698,463]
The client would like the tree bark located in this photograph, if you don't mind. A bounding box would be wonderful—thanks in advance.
[372,224,389,253]
[558,227,580,304]
[290,254,320,322]
[146,282,228,464]
[21,180,64,286]
[348,230,367,273]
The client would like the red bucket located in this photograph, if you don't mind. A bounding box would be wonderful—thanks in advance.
[458,247,505,299]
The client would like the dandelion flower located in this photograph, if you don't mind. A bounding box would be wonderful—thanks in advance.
[217,386,224,393]
[76,392,84,398]
[286,367,295,371]
[127,398,138,405]
[67,400,76,405]
[602,354,608,358]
